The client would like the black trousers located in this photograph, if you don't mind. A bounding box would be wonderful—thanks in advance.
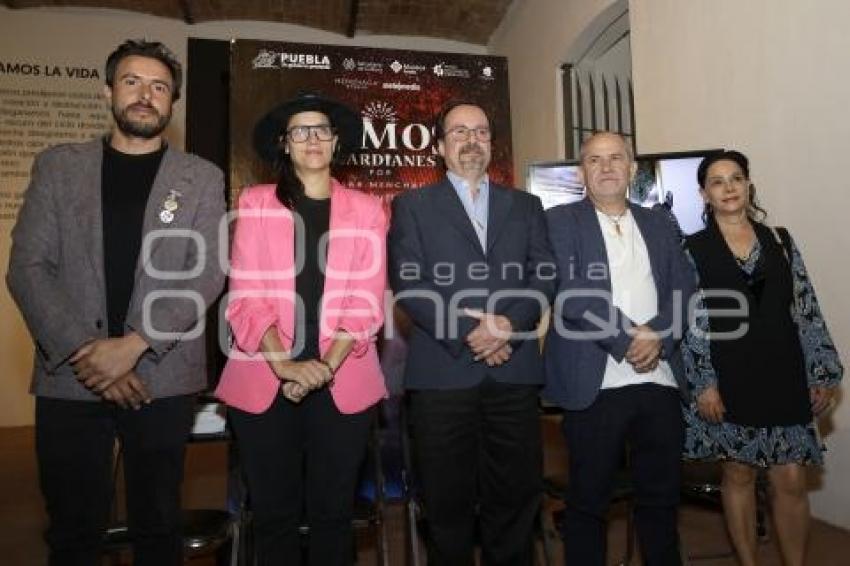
[410,379,542,566]
[229,389,373,566]
[562,383,684,566]
[35,394,195,566]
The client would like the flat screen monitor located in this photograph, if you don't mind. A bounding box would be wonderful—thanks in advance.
[527,149,721,235]
[525,160,583,211]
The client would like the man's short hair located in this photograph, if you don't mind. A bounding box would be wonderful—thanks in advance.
[434,100,491,140]
[105,39,183,100]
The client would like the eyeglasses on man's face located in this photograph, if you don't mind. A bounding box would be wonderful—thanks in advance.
[284,124,336,143]
[445,126,492,142]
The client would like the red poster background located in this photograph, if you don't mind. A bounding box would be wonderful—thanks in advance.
[229,40,512,200]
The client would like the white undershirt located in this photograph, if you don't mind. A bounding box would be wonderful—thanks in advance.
[595,209,678,390]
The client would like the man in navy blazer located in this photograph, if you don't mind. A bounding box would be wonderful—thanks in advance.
[544,132,694,565]
[389,101,555,565]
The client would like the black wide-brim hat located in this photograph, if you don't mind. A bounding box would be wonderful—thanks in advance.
[253,91,363,164]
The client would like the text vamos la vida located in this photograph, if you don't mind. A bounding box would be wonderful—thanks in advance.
[1,62,100,79]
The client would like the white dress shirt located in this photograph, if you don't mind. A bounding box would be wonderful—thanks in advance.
[595,208,678,391]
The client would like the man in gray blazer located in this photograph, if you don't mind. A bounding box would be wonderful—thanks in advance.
[389,101,555,565]
[6,40,225,565]
[544,132,694,566]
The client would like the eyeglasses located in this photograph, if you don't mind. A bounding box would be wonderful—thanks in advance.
[284,124,335,143]
[446,126,492,142]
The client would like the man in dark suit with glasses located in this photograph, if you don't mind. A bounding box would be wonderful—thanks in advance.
[389,100,555,565]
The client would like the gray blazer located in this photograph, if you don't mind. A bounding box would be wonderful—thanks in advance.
[543,198,696,411]
[7,138,226,401]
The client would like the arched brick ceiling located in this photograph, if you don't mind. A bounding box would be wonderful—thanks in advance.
[3,0,514,45]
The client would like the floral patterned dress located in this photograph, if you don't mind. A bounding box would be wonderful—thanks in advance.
[682,236,843,466]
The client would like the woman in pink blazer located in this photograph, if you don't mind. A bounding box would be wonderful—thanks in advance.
[216,92,387,565]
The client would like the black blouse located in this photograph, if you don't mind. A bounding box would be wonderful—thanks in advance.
[293,194,330,361]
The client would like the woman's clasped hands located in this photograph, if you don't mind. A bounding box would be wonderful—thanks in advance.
[272,359,334,403]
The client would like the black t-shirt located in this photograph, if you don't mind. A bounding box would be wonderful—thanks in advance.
[101,140,166,337]
[293,193,330,360]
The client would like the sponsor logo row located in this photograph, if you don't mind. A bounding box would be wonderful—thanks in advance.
[252,49,495,81]
[331,76,423,93]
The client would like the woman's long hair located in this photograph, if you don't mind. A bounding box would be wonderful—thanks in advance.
[274,151,305,210]
[697,149,768,223]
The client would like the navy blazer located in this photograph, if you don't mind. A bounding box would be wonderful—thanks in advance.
[543,198,695,410]
[388,179,556,390]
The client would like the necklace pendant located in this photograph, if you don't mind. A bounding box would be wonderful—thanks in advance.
[601,209,627,236]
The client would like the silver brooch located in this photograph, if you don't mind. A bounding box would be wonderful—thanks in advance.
[159,189,181,224]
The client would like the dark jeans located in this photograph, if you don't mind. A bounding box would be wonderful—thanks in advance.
[229,388,373,566]
[35,394,196,566]
[409,379,542,566]
[562,384,684,566]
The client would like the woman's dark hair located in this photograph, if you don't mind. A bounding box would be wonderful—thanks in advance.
[274,113,340,209]
[105,39,182,100]
[275,152,306,210]
[697,149,767,222]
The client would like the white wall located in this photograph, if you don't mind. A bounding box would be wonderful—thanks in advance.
[0,5,484,427]
[631,0,850,528]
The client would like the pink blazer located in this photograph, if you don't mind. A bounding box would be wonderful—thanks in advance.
[215,181,388,414]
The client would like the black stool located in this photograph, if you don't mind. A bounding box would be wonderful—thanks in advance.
[104,399,245,565]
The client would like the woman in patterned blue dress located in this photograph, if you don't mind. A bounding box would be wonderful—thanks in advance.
[682,150,843,566]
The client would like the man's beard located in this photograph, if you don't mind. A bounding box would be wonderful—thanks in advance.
[458,142,489,174]
[112,101,171,139]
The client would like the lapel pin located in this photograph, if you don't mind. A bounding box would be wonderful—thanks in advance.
[159,189,182,224]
